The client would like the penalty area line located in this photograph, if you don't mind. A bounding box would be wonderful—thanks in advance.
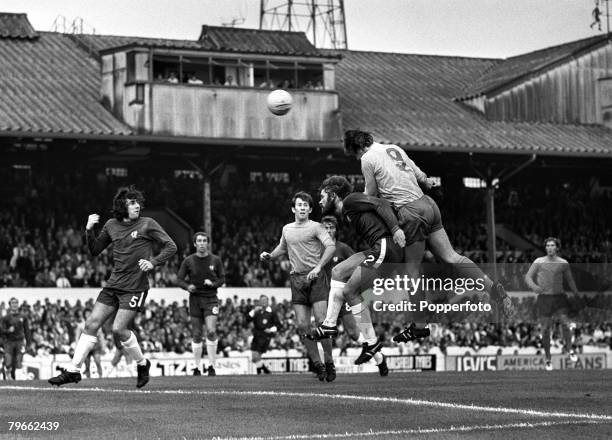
[2,386,612,422]
[208,420,606,440]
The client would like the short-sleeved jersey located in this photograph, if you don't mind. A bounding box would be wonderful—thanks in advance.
[86,216,177,293]
[0,313,30,344]
[526,256,572,295]
[361,142,427,207]
[248,306,281,337]
[342,193,400,248]
[324,241,354,278]
[279,220,334,274]
[177,253,225,297]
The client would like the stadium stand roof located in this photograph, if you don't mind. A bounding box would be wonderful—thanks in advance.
[0,13,610,157]
[86,25,333,58]
[335,50,612,157]
[0,30,132,136]
[457,35,611,99]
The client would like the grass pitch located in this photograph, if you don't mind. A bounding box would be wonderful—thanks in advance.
[1,370,611,439]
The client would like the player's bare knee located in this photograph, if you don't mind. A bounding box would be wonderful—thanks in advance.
[111,325,130,342]
[331,266,349,282]
[192,329,203,342]
[206,330,217,341]
[297,323,310,335]
[84,321,102,335]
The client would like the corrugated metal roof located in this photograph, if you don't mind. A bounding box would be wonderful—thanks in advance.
[77,25,330,57]
[459,35,611,98]
[0,32,132,136]
[198,25,323,56]
[336,50,612,157]
[0,23,610,156]
[0,13,39,40]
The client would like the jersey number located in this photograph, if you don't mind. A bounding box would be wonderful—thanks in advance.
[386,148,410,172]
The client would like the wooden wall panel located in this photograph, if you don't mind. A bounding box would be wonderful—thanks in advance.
[485,45,612,124]
[148,85,340,141]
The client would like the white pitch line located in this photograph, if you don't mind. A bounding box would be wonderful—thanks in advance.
[208,420,605,440]
[2,386,612,422]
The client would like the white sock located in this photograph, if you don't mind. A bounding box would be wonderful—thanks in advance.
[373,352,384,365]
[121,331,145,365]
[323,280,346,327]
[351,303,377,345]
[357,333,366,344]
[206,339,218,367]
[70,334,99,371]
[255,360,263,368]
[192,341,203,368]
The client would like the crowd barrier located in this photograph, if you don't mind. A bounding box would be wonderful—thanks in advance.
[7,349,610,380]
[446,352,608,371]
[10,352,437,380]
[0,287,292,305]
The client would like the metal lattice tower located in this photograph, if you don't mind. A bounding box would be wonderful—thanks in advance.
[259,0,347,49]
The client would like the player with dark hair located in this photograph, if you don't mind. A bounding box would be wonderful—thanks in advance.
[247,295,281,374]
[343,129,513,319]
[49,185,177,388]
[320,215,389,376]
[260,191,337,381]
[525,237,579,370]
[0,298,31,380]
[314,176,429,364]
[177,231,225,376]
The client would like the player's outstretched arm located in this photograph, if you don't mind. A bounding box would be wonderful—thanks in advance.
[85,214,112,256]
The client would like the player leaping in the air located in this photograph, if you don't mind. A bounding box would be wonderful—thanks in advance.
[343,130,514,321]
[312,176,430,364]
[320,215,388,376]
[48,186,177,388]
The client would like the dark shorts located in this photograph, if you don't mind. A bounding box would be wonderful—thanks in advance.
[362,237,404,270]
[96,288,148,312]
[251,334,272,353]
[359,237,405,290]
[189,295,219,319]
[3,341,24,369]
[537,294,570,318]
[396,195,443,245]
[290,271,329,306]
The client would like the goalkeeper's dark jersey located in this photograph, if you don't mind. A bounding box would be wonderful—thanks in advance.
[86,216,177,292]
[341,193,400,248]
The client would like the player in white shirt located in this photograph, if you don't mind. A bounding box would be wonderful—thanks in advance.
[343,129,513,319]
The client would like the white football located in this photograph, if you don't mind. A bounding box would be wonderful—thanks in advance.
[267,89,293,116]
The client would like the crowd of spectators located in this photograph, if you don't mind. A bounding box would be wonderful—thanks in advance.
[2,166,611,292]
[1,294,611,358]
